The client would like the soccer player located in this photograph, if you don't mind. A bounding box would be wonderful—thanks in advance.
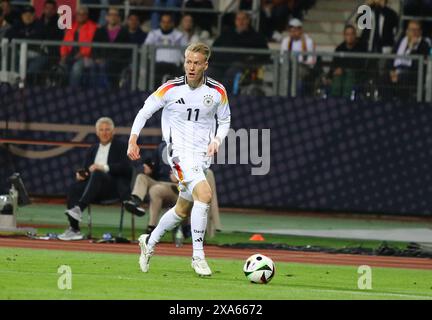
[127,43,231,276]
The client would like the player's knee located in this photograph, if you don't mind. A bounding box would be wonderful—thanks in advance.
[196,190,212,204]
[174,207,189,218]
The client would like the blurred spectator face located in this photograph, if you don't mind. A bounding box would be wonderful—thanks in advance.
[235,12,250,33]
[287,0,296,9]
[43,2,57,19]
[106,8,121,27]
[289,26,303,40]
[344,27,357,46]
[406,21,422,41]
[0,0,11,16]
[160,14,174,32]
[96,122,114,145]
[378,0,387,7]
[127,14,140,31]
[21,12,35,25]
[181,15,194,33]
[76,8,89,25]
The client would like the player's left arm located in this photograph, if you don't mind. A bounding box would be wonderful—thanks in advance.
[128,87,168,160]
[207,89,231,156]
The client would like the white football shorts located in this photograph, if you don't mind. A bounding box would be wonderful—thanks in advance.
[168,152,212,202]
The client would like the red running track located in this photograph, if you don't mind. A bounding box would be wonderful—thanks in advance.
[0,237,431,270]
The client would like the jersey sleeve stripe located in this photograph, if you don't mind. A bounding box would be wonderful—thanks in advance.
[155,83,175,98]
[154,78,185,98]
[207,79,228,105]
[214,86,228,105]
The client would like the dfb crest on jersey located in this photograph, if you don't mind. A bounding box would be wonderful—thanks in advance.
[192,166,200,174]
[203,94,214,107]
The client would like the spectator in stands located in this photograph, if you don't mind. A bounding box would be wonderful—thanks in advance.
[92,7,130,88]
[388,20,431,100]
[37,0,64,76]
[60,7,97,88]
[330,25,366,98]
[261,0,304,42]
[144,13,188,86]
[80,0,123,26]
[127,0,153,29]
[280,18,316,95]
[359,0,399,54]
[5,5,47,85]
[38,0,64,41]
[58,117,132,241]
[183,0,215,34]
[211,11,269,94]
[0,0,19,26]
[127,12,147,46]
[5,5,43,40]
[0,7,11,41]
[150,0,182,30]
[178,14,211,45]
[123,141,221,237]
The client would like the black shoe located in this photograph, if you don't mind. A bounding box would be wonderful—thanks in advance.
[123,196,146,217]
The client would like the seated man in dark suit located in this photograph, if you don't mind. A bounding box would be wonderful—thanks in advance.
[58,117,132,241]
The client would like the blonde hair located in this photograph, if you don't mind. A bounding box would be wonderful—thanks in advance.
[185,42,211,62]
[95,117,115,130]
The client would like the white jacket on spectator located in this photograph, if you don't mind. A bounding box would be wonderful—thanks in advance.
[144,28,188,66]
[280,34,316,66]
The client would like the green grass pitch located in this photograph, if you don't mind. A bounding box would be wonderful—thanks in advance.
[0,247,431,300]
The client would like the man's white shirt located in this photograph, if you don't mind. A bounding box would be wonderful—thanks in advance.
[280,34,316,65]
[144,29,188,65]
[94,142,111,172]
[131,75,231,157]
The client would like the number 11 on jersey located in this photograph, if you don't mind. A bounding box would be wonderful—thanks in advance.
[187,108,200,121]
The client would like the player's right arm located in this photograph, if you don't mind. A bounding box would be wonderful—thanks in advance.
[128,83,170,160]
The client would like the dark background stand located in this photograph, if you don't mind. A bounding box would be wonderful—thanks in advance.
[0,81,17,194]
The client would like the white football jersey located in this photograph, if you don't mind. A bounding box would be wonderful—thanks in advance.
[131,75,231,156]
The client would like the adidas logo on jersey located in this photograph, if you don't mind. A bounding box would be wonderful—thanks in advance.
[176,98,186,104]
[194,237,203,242]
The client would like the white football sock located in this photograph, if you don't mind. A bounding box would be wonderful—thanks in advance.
[147,207,183,250]
[191,200,210,259]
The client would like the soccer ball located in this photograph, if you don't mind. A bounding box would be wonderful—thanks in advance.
[243,254,275,284]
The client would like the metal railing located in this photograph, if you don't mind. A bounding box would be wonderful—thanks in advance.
[3,39,139,90]
[1,39,431,103]
[283,50,430,102]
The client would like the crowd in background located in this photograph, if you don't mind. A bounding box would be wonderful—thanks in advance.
[329,0,432,101]
[0,0,431,100]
